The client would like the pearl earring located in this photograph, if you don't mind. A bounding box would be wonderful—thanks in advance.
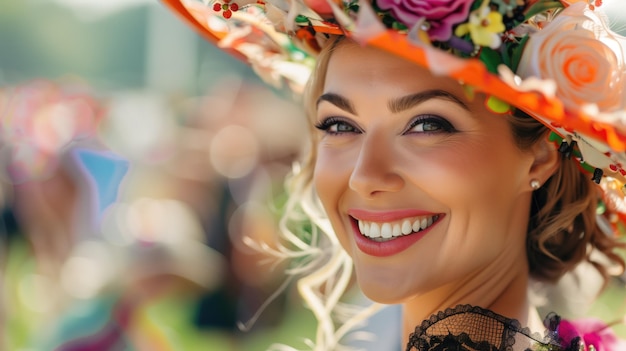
[530,179,541,190]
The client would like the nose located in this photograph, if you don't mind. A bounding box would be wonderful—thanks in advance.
[349,133,404,198]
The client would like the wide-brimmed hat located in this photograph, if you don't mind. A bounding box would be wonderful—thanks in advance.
[162,0,626,228]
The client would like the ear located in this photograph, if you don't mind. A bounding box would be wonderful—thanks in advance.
[527,136,560,189]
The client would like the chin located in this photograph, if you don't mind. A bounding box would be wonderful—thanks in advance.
[356,278,412,304]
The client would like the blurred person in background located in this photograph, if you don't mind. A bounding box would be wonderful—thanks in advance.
[0,79,118,350]
[149,78,310,347]
[0,79,228,351]
[48,195,227,351]
[26,77,308,350]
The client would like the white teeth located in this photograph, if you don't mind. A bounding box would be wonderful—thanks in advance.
[401,220,412,235]
[381,223,392,238]
[369,223,381,238]
[392,224,401,237]
[412,220,420,232]
[357,215,439,241]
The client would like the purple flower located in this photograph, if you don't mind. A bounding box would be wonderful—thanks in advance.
[375,0,474,41]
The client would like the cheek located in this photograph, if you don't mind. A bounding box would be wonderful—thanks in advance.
[313,144,356,203]
[314,147,342,205]
[313,140,362,201]
[313,147,355,249]
[404,139,528,246]
[412,138,525,201]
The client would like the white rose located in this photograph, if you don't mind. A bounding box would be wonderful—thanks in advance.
[517,3,626,113]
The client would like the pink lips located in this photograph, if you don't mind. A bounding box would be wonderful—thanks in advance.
[348,209,442,257]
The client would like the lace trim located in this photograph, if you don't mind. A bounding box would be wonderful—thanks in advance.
[406,304,572,351]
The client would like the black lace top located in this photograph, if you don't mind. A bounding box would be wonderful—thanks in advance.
[406,305,609,351]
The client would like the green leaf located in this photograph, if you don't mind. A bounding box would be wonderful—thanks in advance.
[501,44,511,68]
[479,47,503,74]
[525,1,563,21]
[469,0,483,12]
[391,22,408,31]
[295,15,307,24]
[510,35,529,72]
[548,132,562,143]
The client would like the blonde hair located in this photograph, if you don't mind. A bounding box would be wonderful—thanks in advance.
[272,36,625,349]
[264,36,383,350]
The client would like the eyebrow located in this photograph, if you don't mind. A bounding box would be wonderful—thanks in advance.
[389,90,470,113]
[316,93,356,114]
[316,89,470,114]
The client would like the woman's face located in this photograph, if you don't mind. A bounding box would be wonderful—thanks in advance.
[313,43,537,303]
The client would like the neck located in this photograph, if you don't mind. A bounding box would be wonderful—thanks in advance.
[401,251,531,345]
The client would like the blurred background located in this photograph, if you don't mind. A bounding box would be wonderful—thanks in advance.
[1,1,626,351]
[0,1,315,350]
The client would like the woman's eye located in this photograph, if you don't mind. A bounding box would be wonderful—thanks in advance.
[315,118,360,135]
[330,122,356,133]
[406,116,455,134]
[412,121,441,132]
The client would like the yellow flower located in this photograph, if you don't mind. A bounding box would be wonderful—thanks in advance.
[454,0,505,49]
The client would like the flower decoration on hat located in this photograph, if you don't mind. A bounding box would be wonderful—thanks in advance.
[454,0,506,49]
[212,0,240,18]
[165,0,626,230]
[517,4,626,115]
[375,0,474,41]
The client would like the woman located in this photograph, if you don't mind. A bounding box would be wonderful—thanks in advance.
[308,36,626,350]
[163,0,626,349]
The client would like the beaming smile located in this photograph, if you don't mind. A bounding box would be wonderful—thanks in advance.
[356,215,440,242]
[347,211,444,257]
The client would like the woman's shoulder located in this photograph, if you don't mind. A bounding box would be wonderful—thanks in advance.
[406,305,626,351]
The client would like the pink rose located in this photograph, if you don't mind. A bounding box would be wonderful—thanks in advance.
[375,0,474,41]
[559,318,626,351]
[516,2,626,113]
